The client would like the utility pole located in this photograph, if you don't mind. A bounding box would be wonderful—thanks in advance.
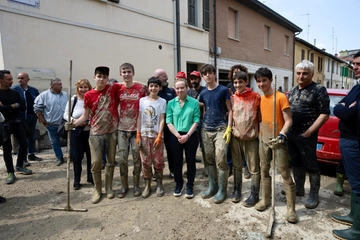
[332,28,334,54]
[301,13,310,42]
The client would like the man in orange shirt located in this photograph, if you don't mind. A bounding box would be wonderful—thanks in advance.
[254,67,298,223]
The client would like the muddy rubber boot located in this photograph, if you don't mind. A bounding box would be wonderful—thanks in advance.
[156,172,164,197]
[133,175,141,197]
[334,173,345,197]
[333,201,360,240]
[284,183,299,223]
[118,175,129,198]
[142,178,151,198]
[255,177,271,211]
[243,174,260,207]
[305,172,320,209]
[91,172,102,204]
[133,166,141,197]
[293,166,306,196]
[214,169,229,204]
[332,192,356,226]
[244,166,251,179]
[105,166,115,199]
[231,169,242,203]
[201,165,218,199]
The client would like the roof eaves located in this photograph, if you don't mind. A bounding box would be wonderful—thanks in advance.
[237,0,302,33]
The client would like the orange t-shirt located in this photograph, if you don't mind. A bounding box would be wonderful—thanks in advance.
[259,91,290,142]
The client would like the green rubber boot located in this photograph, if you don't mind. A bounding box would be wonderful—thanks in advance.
[332,192,356,226]
[201,165,218,199]
[333,200,360,240]
[334,173,345,197]
[214,169,229,204]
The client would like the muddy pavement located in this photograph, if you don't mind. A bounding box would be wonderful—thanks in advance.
[0,147,352,240]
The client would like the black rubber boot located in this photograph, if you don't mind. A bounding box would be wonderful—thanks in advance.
[293,166,306,197]
[230,169,242,203]
[201,165,218,199]
[243,174,260,207]
[333,200,360,240]
[305,172,320,209]
[332,192,356,226]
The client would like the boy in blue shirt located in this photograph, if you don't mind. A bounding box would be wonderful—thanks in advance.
[199,64,233,204]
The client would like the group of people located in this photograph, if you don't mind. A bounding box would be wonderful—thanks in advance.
[0,71,43,197]
[1,53,359,238]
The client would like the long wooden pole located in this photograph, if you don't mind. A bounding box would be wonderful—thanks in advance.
[266,75,277,237]
[51,60,87,212]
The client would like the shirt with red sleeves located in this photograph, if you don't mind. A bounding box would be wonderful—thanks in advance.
[84,83,121,135]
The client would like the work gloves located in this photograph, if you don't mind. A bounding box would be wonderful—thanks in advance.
[268,132,287,150]
[223,126,232,145]
[64,122,75,131]
[136,132,141,147]
[153,133,162,149]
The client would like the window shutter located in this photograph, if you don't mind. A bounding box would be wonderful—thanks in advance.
[203,0,210,31]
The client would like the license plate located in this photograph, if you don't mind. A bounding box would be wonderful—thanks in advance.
[316,143,323,150]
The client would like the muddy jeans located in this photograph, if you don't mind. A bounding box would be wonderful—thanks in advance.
[139,136,165,179]
[231,136,260,174]
[89,131,117,174]
[259,140,291,180]
[117,130,141,176]
[201,128,229,171]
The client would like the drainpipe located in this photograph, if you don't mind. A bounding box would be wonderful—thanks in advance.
[176,0,181,72]
[293,32,301,88]
[173,0,181,77]
[213,0,217,76]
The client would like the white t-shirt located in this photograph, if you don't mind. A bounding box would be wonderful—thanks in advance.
[139,96,166,138]
[63,95,90,131]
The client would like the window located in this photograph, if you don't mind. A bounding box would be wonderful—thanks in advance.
[264,25,271,50]
[228,8,239,40]
[327,58,330,72]
[336,62,339,74]
[285,35,289,55]
[9,0,40,7]
[301,49,305,60]
[318,57,323,72]
[203,0,210,31]
[310,53,314,63]
[188,0,209,31]
[188,0,197,26]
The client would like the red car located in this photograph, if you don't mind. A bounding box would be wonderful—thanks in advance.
[316,89,348,164]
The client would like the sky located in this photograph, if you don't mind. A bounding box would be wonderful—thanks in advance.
[261,0,359,55]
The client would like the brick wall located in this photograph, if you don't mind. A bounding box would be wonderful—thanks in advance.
[210,0,295,70]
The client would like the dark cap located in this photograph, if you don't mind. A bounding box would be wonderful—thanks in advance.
[94,66,110,76]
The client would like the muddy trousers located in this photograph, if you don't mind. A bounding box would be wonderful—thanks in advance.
[89,131,117,204]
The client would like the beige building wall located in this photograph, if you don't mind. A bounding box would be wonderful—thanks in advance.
[294,42,325,86]
[0,0,209,91]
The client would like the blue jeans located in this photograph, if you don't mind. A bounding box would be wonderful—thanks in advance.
[47,125,63,160]
[340,138,360,202]
[27,114,37,155]
[170,132,198,189]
